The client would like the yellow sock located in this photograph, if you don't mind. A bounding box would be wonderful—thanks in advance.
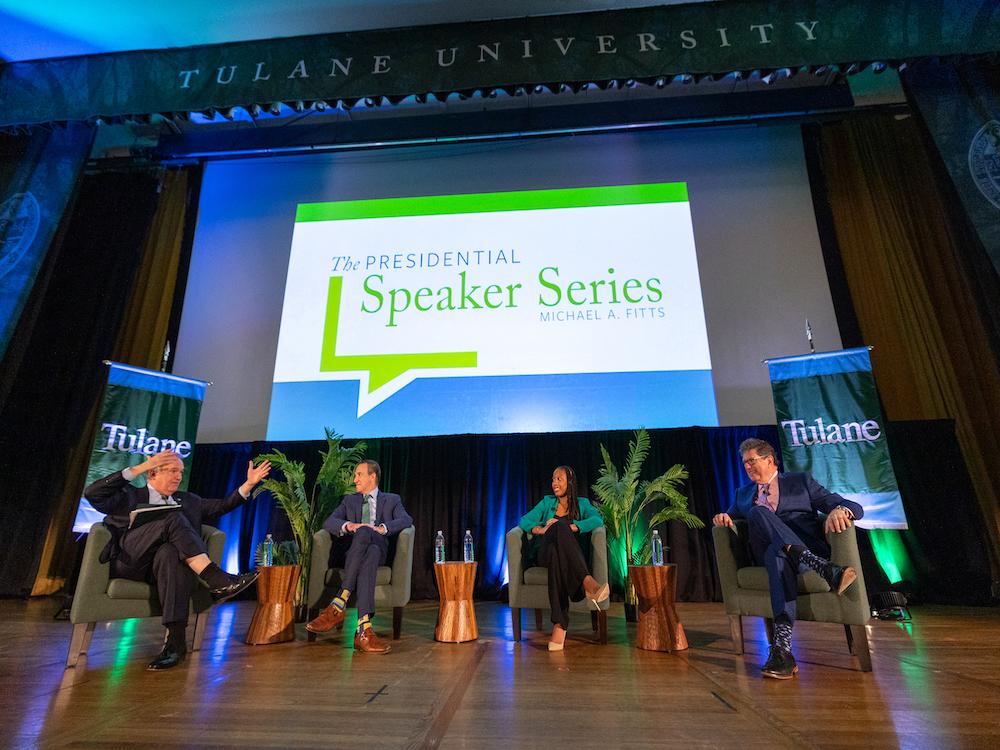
[332,588,350,610]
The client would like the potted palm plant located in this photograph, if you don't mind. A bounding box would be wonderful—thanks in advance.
[252,428,366,617]
[591,428,704,620]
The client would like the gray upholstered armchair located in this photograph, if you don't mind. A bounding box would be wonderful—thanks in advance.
[307,525,414,640]
[713,521,872,671]
[67,521,225,668]
[506,525,609,643]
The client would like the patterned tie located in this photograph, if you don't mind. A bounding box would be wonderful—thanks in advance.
[757,483,774,512]
[362,494,372,524]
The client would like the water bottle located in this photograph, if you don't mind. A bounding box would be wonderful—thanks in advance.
[463,530,475,563]
[434,530,446,564]
[263,533,274,566]
[651,530,664,566]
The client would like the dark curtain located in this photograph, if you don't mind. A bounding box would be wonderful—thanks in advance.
[0,172,162,596]
[806,114,1000,582]
[189,420,991,605]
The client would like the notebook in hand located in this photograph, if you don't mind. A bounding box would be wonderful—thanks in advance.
[128,504,182,529]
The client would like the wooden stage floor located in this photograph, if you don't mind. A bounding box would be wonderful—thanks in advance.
[1,598,998,749]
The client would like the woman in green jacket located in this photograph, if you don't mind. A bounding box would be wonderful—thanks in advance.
[518,465,610,651]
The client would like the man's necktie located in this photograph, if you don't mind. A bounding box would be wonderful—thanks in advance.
[758,484,774,511]
[362,494,372,524]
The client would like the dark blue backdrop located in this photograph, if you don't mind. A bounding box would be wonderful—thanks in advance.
[187,421,994,605]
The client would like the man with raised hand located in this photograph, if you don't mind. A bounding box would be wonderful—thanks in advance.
[712,438,862,680]
[85,450,270,670]
[306,459,412,653]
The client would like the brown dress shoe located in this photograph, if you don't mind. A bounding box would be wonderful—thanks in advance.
[354,628,392,654]
[306,604,346,634]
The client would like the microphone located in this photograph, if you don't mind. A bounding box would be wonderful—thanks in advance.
[805,319,815,354]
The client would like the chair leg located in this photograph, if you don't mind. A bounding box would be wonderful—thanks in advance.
[844,624,856,655]
[849,625,873,672]
[392,606,403,640]
[729,615,744,655]
[534,609,543,630]
[66,622,91,668]
[511,607,521,641]
[764,617,775,645]
[192,611,208,652]
[591,610,599,631]
[307,631,317,643]
[81,621,96,653]
[598,610,608,645]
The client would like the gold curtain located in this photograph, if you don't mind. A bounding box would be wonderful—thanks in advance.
[31,168,192,595]
[818,114,1000,576]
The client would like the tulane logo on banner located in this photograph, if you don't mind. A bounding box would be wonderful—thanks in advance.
[767,347,907,530]
[73,363,209,533]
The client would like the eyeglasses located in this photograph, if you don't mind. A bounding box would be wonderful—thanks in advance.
[742,455,770,467]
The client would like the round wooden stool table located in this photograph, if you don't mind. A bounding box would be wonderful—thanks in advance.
[433,561,478,643]
[245,564,300,645]
[628,564,688,652]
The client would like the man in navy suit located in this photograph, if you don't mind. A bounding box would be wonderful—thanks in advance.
[306,459,412,653]
[84,450,270,670]
[713,438,862,680]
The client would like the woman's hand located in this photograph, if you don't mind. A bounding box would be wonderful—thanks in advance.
[570,523,579,532]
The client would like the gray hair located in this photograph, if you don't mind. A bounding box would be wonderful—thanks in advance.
[738,438,776,460]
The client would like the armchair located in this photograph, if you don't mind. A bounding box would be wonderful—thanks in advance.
[307,525,414,640]
[713,520,872,671]
[67,521,224,668]
[506,525,609,643]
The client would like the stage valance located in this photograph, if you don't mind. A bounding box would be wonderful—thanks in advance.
[0,0,997,128]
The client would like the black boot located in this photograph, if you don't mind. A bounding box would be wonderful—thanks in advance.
[148,624,187,671]
[761,645,798,679]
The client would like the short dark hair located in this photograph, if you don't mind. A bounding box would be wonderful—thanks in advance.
[738,438,776,460]
[360,459,381,483]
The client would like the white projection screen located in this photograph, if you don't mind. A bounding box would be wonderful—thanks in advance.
[175,125,843,442]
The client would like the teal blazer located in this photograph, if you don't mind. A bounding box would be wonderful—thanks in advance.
[518,495,604,535]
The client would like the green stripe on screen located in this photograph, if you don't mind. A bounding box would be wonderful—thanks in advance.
[295,182,688,222]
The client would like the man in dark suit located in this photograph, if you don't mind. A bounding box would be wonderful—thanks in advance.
[306,459,412,653]
[712,438,862,680]
[84,450,270,670]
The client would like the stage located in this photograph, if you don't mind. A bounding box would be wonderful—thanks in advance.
[3,599,998,749]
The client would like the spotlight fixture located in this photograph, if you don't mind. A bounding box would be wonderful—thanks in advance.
[655,77,667,88]
[871,61,888,74]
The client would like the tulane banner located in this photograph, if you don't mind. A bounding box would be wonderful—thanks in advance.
[73,363,209,533]
[0,0,997,127]
[767,347,907,529]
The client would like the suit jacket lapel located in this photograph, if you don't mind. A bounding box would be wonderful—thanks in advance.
[375,492,385,525]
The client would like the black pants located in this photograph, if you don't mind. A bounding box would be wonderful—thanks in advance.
[113,512,207,627]
[341,526,388,619]
[537,519,590,630]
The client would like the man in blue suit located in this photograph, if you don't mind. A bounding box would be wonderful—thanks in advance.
[713,438,862,679]
[306,459,412,653]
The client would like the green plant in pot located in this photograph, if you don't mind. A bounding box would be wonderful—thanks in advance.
[252,429,367,612]
[591,428,704,618]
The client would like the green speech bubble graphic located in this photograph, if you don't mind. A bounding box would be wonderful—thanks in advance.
[320,275,478,393]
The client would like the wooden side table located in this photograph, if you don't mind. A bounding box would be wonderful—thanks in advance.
[433,561,478,643]
[628,564,688,652]
[245,564,300,645]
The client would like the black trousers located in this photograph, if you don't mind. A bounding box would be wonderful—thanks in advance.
[341,526,388,619]
[537,519,590,630]
[113,512,207,627]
